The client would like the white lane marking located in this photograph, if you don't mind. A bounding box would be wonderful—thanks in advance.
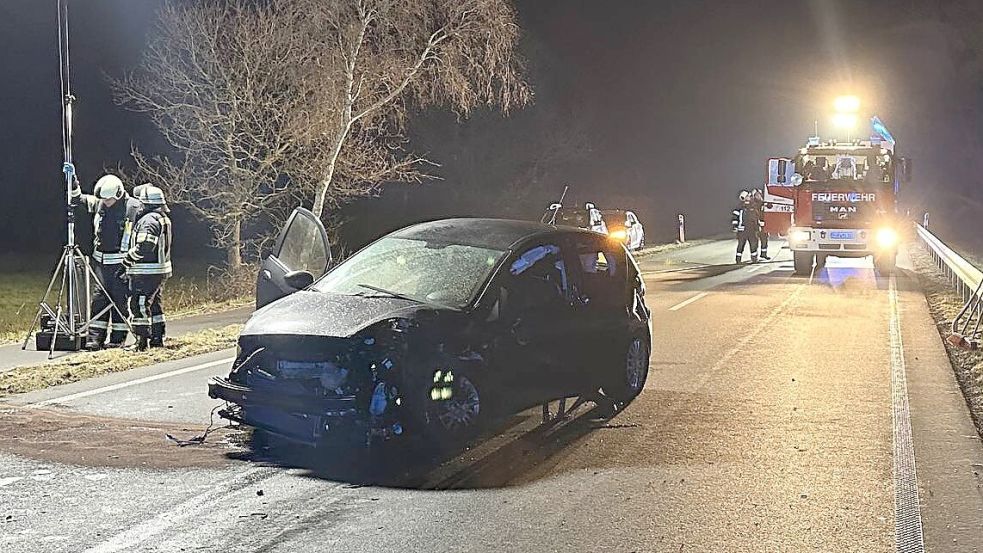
[0,476,23,487]
[747,264,763,272]
[888,276,926,552]
[643,264,714,276]
[668,291,710,311]
[83,467,270,553]
[647,281,806,390]
[25,356,236,409]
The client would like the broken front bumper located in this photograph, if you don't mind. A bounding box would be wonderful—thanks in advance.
[208,377,362,444]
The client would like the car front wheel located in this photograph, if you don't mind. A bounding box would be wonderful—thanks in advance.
[424,372,483,442]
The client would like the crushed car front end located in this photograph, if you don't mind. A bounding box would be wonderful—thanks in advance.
[209,319,426,446]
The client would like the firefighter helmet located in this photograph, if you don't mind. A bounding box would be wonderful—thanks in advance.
[94,174,125,200]
[739,190,750,201]
[136,184,169,211]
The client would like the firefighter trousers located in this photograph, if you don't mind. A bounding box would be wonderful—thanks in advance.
[758,230,769,256]
[736,231,759,260]
[129,274,168,343]
[89,262,130,346]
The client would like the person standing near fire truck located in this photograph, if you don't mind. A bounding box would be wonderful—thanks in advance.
[750,189,770,260]
[731,191,759,264]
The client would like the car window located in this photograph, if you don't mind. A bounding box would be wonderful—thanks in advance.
[575,237,624,307]
[502,243,570,315]
[601,211,626,229]
[277,212,328,275]
[556,210,588,227]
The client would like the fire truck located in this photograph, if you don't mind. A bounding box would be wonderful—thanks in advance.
[762,116,910,276]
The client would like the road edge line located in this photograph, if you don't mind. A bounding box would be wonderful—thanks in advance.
[668,291,710,312]
[889,275,927,553]
[24,355,236,409]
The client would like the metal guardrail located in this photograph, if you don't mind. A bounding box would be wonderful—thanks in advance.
[915,224,983,303]
[916,224,983,346]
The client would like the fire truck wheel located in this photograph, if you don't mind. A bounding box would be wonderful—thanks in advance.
[793,252,814,276]
[874,253,896,275]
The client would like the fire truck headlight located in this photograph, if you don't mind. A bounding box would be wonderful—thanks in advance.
[876,228,898,249]
[609,229,627,241]
[790,230,811,243]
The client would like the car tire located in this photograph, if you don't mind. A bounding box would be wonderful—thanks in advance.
[423,371,484,444]
[602,335,650,405]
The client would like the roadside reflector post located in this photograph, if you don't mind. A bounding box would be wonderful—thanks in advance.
[677,214,686,243]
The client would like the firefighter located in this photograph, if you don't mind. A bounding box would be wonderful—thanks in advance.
[750,189,770,260]
[122,184,173,351]
[71,174,142,350]
[731,190,759,263]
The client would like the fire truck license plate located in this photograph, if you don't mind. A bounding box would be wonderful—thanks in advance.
[830,231,855,240]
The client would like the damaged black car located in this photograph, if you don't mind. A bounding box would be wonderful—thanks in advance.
[209,209,652,447]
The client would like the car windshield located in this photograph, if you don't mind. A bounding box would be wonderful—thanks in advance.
[555,210,588,227]
[313,236,507,309]
[601,211,626,229]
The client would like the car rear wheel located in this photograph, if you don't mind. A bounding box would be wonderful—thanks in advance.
[602,335,650,405]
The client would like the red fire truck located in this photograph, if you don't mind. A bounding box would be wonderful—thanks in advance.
[762,117,910,275]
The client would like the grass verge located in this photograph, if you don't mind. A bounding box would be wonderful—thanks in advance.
[0,324,242,397]
[908,243,983,435]
[0,255,253,344]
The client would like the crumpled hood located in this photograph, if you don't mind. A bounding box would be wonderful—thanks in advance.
[242,290,428,338]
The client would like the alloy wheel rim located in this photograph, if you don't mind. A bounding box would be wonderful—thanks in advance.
[436,375,480,431]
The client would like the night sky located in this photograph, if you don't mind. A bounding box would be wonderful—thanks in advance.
[1,0,979,260]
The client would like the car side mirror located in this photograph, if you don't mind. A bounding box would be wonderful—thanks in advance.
[284,270,314,290]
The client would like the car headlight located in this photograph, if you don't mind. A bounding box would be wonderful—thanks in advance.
[609,229,628,241]
[790,230,811,242]
[876,227,897,248]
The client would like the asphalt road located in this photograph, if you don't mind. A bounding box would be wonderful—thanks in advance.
[2,239,983,552]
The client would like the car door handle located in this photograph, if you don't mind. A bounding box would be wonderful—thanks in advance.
[261,270,272,281]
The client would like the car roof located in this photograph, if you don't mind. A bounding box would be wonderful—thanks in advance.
[392,218,582,250]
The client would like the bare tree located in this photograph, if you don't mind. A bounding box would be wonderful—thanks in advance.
[115,1,332,267]
[299,0,531,218]
[117,0,529,266]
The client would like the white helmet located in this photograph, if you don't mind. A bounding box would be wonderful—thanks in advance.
[136,184,169,210]
[738,190,750,201]
[94,174,125,200]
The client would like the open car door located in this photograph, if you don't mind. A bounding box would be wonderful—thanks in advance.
[256,207,331,309]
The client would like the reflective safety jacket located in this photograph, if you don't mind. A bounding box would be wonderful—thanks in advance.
[731,203,759,233]
[123,208,173,276]
[71,188,143,265]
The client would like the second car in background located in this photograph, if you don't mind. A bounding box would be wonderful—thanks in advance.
[601,209,645,251]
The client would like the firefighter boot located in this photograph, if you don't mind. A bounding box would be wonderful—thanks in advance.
[735,254,742,264]
[150,319,165,348]
[127,336,149,352]
[85,330,106,351]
